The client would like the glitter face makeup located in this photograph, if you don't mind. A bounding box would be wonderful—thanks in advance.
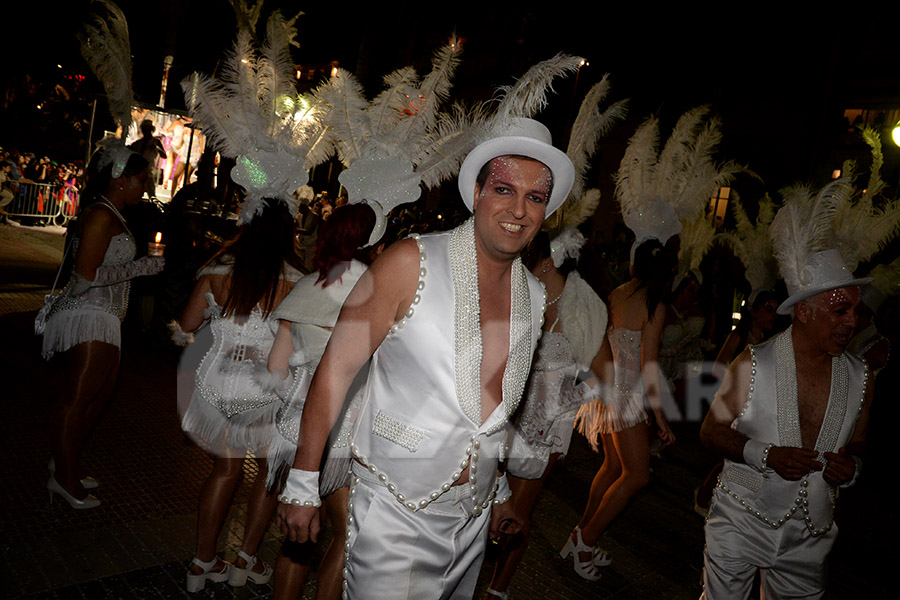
[481,156,552,200]
[472,156,551,262]
[805,286,860,354]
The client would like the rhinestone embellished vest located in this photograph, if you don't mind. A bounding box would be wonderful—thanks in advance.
[350,220,545,514]
[719,328,867,535]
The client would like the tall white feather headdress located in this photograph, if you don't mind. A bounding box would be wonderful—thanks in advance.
[718,193,778,301]
[321,38,473,244]
[615,106,741,261]
[833,126,900,273]
[770,179,872,314]
[78,0,138,178]
[548,75,628,266]
[182,12,330,223]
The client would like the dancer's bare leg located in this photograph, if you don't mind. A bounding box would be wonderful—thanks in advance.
[49,341,120,498]
[273,538,314,600]
[234,458,280,572]
[487,454,560,595]
[315,486,349,600]
[580,423,650,547]
[577,433,621,530]
[190,456,243,575]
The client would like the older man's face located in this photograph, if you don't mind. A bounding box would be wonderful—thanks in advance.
[800,286,861,354]
[472,156,550,263]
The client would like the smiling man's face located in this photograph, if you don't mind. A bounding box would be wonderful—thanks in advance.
[472,156,550,264]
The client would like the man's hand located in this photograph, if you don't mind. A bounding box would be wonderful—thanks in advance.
[766,446,823,480]
[489,499,522,539]
[275,504,321,544]
[823,447,857,486]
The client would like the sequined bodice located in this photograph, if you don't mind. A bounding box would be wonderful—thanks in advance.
[533,330,576,371]
[195,292,278,417]
[515,330,580,443]
[50,233,136,320]
[610,327,643,397]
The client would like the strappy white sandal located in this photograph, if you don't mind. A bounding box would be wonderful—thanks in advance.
[185,556,230,593]
[486,588,509,600]
[228,550,273,587]
[559,527,602,581]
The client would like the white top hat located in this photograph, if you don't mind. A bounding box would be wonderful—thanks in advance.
[776,249,872,314]
[457,118,575,217]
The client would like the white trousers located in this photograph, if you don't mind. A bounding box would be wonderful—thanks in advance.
[701,488,837,600]
[343,472,491,600]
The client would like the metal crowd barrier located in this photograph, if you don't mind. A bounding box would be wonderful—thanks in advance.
[0,180,80,225]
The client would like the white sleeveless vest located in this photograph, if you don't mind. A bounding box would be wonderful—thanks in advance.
[350,219,545,515]
[719,328,867,536]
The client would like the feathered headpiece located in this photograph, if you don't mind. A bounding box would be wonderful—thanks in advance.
[182,12,330,223]
[615,106,741,261]
[545,76,627,267]
[833,126,900,273]
[321,38,472,244]
[770,179,872,314]
[674,216,716,288]
[79,0,138,178]
[860,257,900,312]
[718,193,778,302]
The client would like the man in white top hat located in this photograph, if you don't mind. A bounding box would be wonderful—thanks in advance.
[277,117,575,599]
[699,244,873,599]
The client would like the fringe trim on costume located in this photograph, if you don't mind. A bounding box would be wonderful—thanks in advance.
[575,396,649,452]
[168,320,195,346]
[41,309,121,360]
[180,392,277,455]
[264,426,352,496]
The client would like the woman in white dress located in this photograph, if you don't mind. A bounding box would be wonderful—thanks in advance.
[44,148,164,510]
[264,203,377,600]
[486,231,612,599]
[174,198,302,592]
[567,238,676,580]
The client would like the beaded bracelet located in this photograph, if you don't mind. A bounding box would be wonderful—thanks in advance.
[277,469,322,508]
[492,473,512,505]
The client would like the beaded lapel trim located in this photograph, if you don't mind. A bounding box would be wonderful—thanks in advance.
[449,218,533,427]
[774,327,848,452]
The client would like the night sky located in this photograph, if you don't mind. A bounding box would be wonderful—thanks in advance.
[5,1,900,192]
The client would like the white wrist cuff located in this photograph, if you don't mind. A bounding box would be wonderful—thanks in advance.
[743,440,773,473]
[168,320,194,346]
[493,472,512,505]
[278,469,321,507]
[839,455,863,489]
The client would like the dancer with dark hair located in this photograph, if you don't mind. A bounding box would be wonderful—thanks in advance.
[43,148,163,509]
[174,199,302,592]
[263,202,378,600]
[568,238,676,579]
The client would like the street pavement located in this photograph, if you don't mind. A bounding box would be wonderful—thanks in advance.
[0,220,891,599]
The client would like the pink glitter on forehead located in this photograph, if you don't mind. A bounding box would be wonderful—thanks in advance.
[486,156,552,196]
[809,287,859,313]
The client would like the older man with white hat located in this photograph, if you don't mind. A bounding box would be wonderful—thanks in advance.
[699,182,874,600]
[277,117,574,599]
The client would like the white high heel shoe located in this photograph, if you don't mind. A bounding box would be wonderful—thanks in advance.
[185,556,230,593]
[48,458,99,490]
[228,550,273,586]
[47,475,100,510]
[559,527,602,581]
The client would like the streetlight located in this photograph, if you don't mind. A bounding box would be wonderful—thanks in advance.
[893,120,900,147]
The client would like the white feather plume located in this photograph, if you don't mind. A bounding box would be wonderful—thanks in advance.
[78,0,135,135]
[718,193,778,292]
[490,54,584,128]
[771,180,849,290]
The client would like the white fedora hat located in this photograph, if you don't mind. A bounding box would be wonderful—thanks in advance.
[457,117,574,217]
[777,249,872,315]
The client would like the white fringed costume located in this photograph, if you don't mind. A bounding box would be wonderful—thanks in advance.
[180,259,301,454]
[265,260,368,496]
[343,220,545,599]
[507,272,607,479]
[42,232,136,359]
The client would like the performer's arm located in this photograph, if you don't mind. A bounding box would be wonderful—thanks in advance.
[701,350,822,480]
[642,302,675,445]
[178,275,213,333]
[278,239,420,542]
